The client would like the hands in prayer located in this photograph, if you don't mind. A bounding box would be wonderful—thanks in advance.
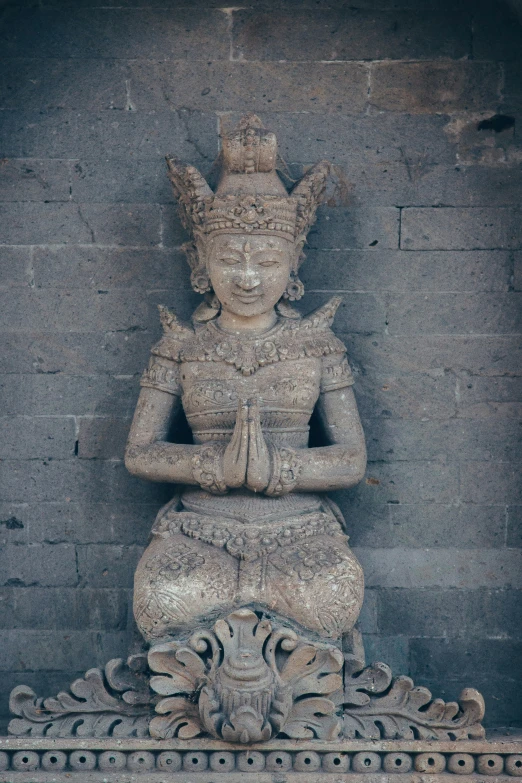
[223,397,272,492]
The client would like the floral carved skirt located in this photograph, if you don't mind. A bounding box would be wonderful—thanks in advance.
[133,491,364,642]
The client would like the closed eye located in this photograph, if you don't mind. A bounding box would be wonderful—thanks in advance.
[258,258,280,267]
[220,257,241,265]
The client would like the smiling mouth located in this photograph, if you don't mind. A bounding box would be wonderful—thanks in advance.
[234,292,262,303]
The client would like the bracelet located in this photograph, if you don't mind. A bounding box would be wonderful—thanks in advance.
[265,446,302,496]
[192,445,227,495]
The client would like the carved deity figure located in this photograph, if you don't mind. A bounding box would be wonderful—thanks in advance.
[126,114,367,645]
[8,114,487,747]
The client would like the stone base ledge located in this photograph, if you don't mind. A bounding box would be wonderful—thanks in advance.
[0,737,521,781]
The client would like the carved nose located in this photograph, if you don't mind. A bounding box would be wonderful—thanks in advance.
[236,274,260,291]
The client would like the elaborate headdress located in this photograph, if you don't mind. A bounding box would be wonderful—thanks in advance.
[166,114,330,298]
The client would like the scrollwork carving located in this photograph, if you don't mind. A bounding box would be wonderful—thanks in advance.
[343,655,485,741]
[8,656,154,738]
[147,609,343,743]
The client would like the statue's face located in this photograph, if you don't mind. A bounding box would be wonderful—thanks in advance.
[207,234,294,318]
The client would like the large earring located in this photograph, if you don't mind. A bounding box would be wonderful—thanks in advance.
[190,267,211,294]
[284,271,305,301]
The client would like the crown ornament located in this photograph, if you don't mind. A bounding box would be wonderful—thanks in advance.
[166,114,330,248]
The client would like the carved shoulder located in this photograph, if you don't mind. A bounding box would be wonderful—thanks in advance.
[301,296,342,331]
[151,305,195,362]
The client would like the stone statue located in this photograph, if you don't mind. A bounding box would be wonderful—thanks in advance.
[7,115,487,751]
[126,114,366,645]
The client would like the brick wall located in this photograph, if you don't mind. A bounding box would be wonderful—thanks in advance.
[1,0,521,730]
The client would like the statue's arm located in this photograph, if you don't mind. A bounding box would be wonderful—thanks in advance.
[125,386,212,486]
[294,386,367,492]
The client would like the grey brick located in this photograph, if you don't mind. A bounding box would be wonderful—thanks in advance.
[354,372,457,420]
[129,60,369,114]
[0,201,160,250]
[71,158,172,204]
[0,203,94,244]
[0,247,32,288]
[0,459,171,504]
[76,544,143,587]
[0,289,148,332]
[0,7,229,59]
[0,587,129,631]
[0,330,153,375]
[388,503,506,549]
[232,7,470,61]
[72,203,161,247]
[378,588,522,640]
[328,161,522,210]
[460,461,522,505]
[363,635,409,674]
[364,418,522,463]
[0,58,127,110]
[0,629,129,672]
[0,416,76,459]
[301,250,512,294]
[342,334,522,377]
[370,61,500,114]
[355,547,522,589]
[514,251,522,292]
[507,506,522,547]
[0,109,218,161]
[0,502,157,546]
[401,208,522,251]
[387,293,522,335]
[77,416,131,459]
[0,158,70,202]
[349,459,459,504]
[356,589,378,635]
[0,374,139,417]
[32,246,189,289]
[410,638,522,683]
[337,497,505,549]
[307,207,400,250]
[457,376,522,419]
[0,544,77,587]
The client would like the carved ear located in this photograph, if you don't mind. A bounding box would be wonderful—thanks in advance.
[291,160,331,247]
[165,156,213,241]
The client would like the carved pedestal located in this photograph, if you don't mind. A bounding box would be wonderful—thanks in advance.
[6,609,520,781]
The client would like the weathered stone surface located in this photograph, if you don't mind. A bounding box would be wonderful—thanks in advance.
[0,416,76,459]
[77,417,131,460]
[0,203,161,246]
[0,159,70,203]
[401,208,522,251]
[232,7,471,61]
[128,61,370,114]
[355,548,522,589]
[0,544,77,588]
[0,587,130,631]
[378,588,522,640]
[370,62,500,114]
[0,502,157,546]
[386,293,522,335]
[301,250,512,293]
[0,58,128,110]
[0,7,230,59]
[76,545,143,587]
